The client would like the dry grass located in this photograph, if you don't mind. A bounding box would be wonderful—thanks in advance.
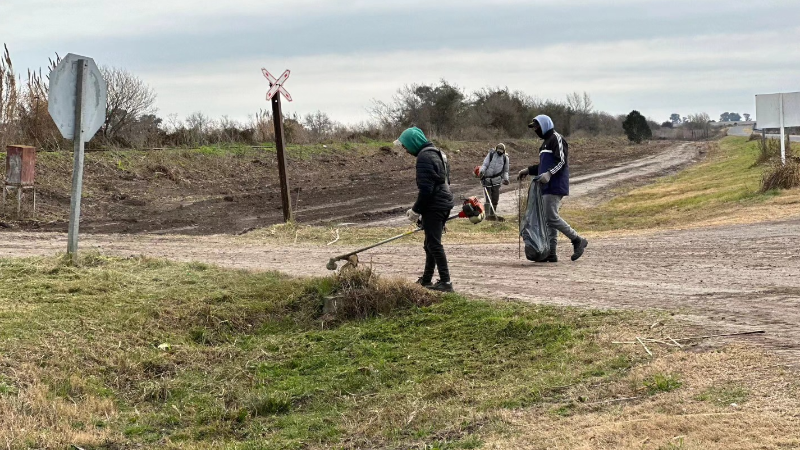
[562,137,800,233]
[0,255,662,449]
[2,256,798,448]
[330,267,439,320]
[484,346,800,449]
[762,158,800,192]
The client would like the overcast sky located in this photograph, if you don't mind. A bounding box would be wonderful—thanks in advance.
[4,0,800,125]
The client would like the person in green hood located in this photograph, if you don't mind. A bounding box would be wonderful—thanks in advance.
[395,127,455,292]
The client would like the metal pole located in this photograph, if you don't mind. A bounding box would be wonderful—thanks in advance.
[67,59,86,263]
[271,94,292,222]
[780,93,786,165]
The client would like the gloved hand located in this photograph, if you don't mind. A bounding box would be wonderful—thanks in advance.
[406,209,421,224]
[517,168,529,180]
[473,166,482,178]
[502,179,510,185]
[539,171,552,184]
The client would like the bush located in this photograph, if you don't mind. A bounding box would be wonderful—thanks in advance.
[761,158,800,192]
[622,110,652,143]
[328,268,440,321]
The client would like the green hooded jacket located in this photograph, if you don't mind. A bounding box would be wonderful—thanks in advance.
[398,127,429,156]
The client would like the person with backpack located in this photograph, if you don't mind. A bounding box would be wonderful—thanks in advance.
[396,127,455,292]
[475,143,510,220]
[517,115,588,262]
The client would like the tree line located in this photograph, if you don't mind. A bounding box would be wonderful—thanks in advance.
[1,45,716,151]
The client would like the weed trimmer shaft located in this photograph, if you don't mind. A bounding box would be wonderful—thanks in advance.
[325,197,485,270]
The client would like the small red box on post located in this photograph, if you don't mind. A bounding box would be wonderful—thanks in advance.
[5,145,36,186]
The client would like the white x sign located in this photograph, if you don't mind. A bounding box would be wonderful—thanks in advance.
[262,68,293,102]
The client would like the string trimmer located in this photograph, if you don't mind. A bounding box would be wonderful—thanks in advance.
[326,196,485,271]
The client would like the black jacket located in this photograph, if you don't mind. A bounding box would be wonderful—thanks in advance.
[413,144,454,213]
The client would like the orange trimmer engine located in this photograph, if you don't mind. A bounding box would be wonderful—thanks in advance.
[458,196,485,224]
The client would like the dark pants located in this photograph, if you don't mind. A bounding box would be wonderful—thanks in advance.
[484,184,501,216]
[421,209,450,283]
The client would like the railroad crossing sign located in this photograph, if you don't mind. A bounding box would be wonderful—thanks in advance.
[262,69,293,102]
[262,68,293,222]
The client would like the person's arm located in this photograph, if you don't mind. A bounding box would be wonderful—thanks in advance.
[547,134,566,175]
[479,152,491,176]
[412,152,437,212]
[502,154,510,182]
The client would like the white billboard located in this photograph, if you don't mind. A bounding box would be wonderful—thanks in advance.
[755,91,800,164]
[756,92,800,129]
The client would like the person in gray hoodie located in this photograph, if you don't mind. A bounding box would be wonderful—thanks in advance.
[476,143,510,220]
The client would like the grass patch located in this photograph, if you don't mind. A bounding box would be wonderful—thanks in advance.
[643,373,682,395]
[564,137,796,231]
[0,255,646,449]
[695,382,749,406]
[761,158,800,191]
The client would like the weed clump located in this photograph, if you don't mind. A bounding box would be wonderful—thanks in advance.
[761,158,800,192]
[644,373,682,395]
[753,137,782,165]
[327,268,439,321]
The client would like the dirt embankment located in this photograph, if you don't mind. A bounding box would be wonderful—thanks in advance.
[0,138,671,235]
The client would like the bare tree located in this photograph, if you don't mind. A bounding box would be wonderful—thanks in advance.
[101,66,157,142]
[686,112,712,138]
[304,110,336,137]
[566,91,593,115]
[185,111,212,145]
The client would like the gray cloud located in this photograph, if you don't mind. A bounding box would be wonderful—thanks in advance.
[4,0,799,124]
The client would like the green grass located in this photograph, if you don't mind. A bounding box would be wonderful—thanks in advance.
[564,137,786,231]
[0,255,645,449]
[695,383,749,406]
[643,373,682,395]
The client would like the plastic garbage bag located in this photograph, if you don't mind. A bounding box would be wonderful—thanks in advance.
[521,179,551,261]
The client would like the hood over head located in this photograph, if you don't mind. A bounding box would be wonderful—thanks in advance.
[394,127,430,156]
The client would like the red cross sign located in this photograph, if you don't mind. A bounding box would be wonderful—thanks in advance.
[262,68,293,102]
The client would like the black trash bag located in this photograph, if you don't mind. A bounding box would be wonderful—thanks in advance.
[521,180,551,261]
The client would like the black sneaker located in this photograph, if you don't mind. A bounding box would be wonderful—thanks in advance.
[416,277,433,288]
[571,237,588,261]
[428,280,454,292]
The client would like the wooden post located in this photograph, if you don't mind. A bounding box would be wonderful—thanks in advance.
[271,94,293,222]
[67,59,87,263]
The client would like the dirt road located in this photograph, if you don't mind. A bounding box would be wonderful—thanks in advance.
[372,141,704,224]
[2,216,799,363]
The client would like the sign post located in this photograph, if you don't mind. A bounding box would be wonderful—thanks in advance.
[48,54,107,263]
[262,68,294,222]
[756,91,800,166]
